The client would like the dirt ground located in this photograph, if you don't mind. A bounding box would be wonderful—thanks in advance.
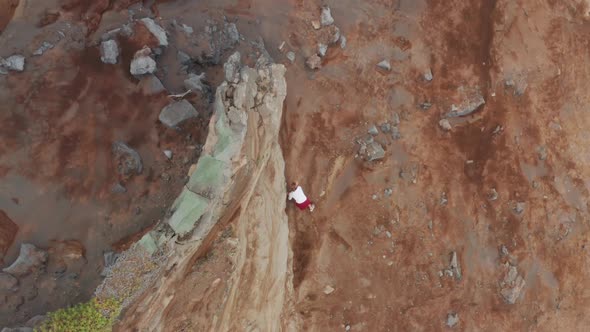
[3,0,590,330]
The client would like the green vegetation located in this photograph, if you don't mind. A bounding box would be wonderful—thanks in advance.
[37,298,121,332]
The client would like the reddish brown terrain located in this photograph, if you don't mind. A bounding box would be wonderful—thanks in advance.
[3,0,590,331]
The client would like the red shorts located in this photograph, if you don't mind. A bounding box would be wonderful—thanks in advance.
[295,199,312,210]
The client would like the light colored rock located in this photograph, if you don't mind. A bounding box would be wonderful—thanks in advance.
[130,47,156,75]
[159,100,198,128]
[488,188,499,201]
[2,244,48,277]
[1,55,25,72]
[439,119,452,131]
[33,42,54,56]
[449,251,462,280]
[163,150,173,159]
[184,73,207,92]
[340,35,347,49]
[377,60,391,71]
[424,68,433,81]
[311,20,321,30]
[446,91,485,117]
[286,52,296,63]
[360,141,385,161]
[100,39,119,64]
[141,18,168,46]
[368,125,379,136]
[321,6,335,26]
[224,51,241,82]
[500,265,526,304]
[446,313,459,327]
[323,285,335,294]
[391,126,401,140]
[318,43,328,57]
[306,54,322,70]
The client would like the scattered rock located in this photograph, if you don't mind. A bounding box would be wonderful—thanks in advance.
[141,18,168,46]
[446,312,459,327]
[111,183,127,193]
[2,244,48,277]
[184,73,207,92]
[311,20,321,30]
[323,285,335,294]
[321,6,335,26]
[0,272,18,292]
[391,112,400,126]
[537,146,548,161]
[500,245,509,257]
[318,43,328,57]
[488,188,498,201]
[514,202,525,214]
[1,55,25,72]
[419,102,432,110]
[306,54,322,70]
[446,91,485,117]
[449,251,462,280]
[112,141,143,176]
[424,68,433,81]
[377,60,391,71]
[380,123,391,133]
[224,51,241,82]
[384,188,393,197]
[439,119,452,131]
[340,35,347,49]
[163,150,173,159]
[138,75,166,95]
[500,265,526,304]
[159,100,199,128]
[286,51,296,63]
[130,47,156,75]
[33,42,54,56]
[391,126,401,140]
[440,192,448,206]
[358,137,385,162]
[368,125,379,136]
[100,39,119,64]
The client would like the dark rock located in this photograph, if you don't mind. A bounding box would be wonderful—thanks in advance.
[159,100,199,128]
[112,142,143,176]
[1,327,33,332]
[0,272,18,292]
[537,146,548,161]
[514,202,525,214]
[103,251,119,268]
[359,140,385,162]
[2,244,48,277]
[184,73,207,92]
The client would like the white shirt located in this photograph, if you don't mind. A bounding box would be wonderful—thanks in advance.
[288,186,308,204]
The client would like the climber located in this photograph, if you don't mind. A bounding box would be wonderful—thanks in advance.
[288,182,315,212]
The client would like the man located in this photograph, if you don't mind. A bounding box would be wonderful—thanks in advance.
[288,182,315,212]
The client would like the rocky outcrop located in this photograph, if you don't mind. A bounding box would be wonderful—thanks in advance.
[97,55,296,331]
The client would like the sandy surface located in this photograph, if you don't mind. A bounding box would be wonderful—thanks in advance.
[4,0,590,330]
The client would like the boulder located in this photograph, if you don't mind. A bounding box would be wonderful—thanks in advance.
[321,6,335,26]
[446,91,485,117]
[2,244,48,277]
[446,313,459,327]
[112,142,143,176]
[377,60,391,71]
[100,39,119,64]
[0,272,18,292]
[130,47,156,75]
[163,150,173,159]
[1,55,25,72]
[159,100,198,128]
[140,18,168,46]
[359,140,385,162]
[0,211,18,262]
[184,73,207,92]
[138,75,166,95]
[368,125,379,136]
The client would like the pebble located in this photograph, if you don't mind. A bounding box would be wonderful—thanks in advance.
[424,68,433,81]
[439,119,452,131]
[446,312,459,327]
[340,35,347,49]
[377,60,391,71]
[391,126,401,140]
[286,52,296,63]
[488,188,499,201]
[368,125,379,136]
[345,325,351,331]
[318,43,328,57]
[311,20,321,30]
[163,150,173,159]
[321,6,335,26]
[385,231,392,238]
[380,123,391,133]
[514,202,525,214]
[100,39,119,64]
[392,112,400,126]
[323,285,335,294]
[420,102,432,110]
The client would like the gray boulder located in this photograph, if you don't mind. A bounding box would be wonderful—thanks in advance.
[159,100,198,128]
[446,313,459,327]
[112,142,143,175]
[100,39,119,64]
[286,52,296,63]
[141,18,168,46]
[184,73,207,92]
[2,244,48,277]
[1,55,25,72]
[130,47,156,75]
[321,6,335,26]
[318,43,328,57]
[224,52,241,82]
[0,272,18,292]
[377,60,391,71]
[138,75,166,95]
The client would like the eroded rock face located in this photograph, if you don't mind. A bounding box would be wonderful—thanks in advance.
[2,244,48,277]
